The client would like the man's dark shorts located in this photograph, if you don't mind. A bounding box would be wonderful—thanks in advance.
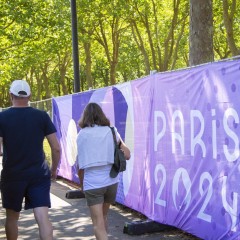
[84,183,118,206]
[0,177,51,212]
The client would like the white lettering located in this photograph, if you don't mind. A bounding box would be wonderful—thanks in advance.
[212,109,217,159]
[154,111,166,151]
[154,108,240,162]
[222,176,238,231]
[172,110,184,154]
[223,108,239,162]
[190,110,206,157]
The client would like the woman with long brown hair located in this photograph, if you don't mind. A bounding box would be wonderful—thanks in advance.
[76,102,130,240]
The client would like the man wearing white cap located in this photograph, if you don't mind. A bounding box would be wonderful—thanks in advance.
[0,80,61,240]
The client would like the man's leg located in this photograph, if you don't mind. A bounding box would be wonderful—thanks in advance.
[33,206,53,240]
[5,209,20,240]
[0,141,2,155]
[89,203,108,240]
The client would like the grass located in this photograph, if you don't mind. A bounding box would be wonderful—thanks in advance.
[43,139,52,166]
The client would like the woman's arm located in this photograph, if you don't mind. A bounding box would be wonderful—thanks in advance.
[78,169,84,190]
[119,140,131,160]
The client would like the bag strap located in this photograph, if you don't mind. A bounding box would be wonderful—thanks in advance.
[109,127,117,147]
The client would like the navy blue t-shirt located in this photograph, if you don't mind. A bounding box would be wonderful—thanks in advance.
[0,107,57,181]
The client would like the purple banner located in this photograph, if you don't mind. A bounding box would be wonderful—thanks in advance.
[53,59,240,239]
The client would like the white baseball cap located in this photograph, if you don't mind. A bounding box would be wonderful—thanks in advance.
[10,80,31,97]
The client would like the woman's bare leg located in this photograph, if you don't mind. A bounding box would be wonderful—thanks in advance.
[89,203,108,240]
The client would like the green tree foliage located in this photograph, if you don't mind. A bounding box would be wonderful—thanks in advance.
[0,0,73,106]
[0,0,240,108]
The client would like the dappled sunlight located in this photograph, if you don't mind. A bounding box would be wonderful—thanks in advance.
[0,167,200,239]
[50,193,71,208]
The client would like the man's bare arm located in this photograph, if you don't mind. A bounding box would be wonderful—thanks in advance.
[0,137,3,155]
[46,133,61,179]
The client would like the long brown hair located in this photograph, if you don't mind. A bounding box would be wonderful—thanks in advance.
[78,102,110,128]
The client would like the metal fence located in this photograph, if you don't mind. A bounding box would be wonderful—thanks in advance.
[1,98,53,117]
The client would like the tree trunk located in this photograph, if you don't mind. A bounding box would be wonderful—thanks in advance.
[152,0,162,71]
[35,71,42,101]
[222,0,239,56]
[189,0,214,66]
[41,63,51,99]
[95,17,120,85]
[84,42,93,89]
[144,14,157,71]
[59,67,68,95]
[59,52,71,95]
[110,62,117,85]
[130,20,150,75]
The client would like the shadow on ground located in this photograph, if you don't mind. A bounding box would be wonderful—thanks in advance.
[0,179,201,240]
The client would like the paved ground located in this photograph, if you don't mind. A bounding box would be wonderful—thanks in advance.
[0,157,201,240]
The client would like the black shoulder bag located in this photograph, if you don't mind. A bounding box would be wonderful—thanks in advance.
[109,127,126,178]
